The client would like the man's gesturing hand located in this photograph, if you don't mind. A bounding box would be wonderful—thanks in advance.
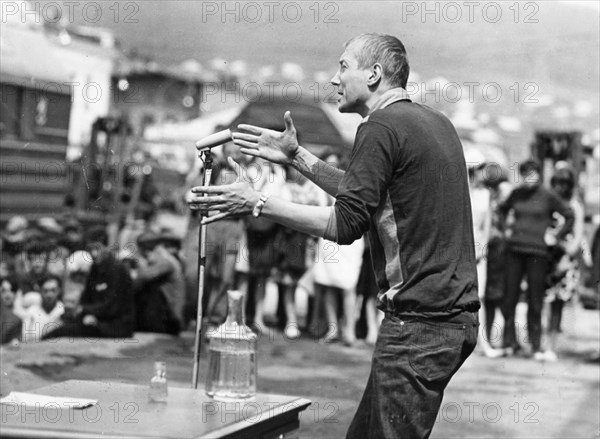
[187,157,259,225]
[232,111,299,165]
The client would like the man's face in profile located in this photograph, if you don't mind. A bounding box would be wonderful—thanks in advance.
[330,42,371,116]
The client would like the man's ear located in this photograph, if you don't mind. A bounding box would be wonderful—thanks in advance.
[367,63,383,86]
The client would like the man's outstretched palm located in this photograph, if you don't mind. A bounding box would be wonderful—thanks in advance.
[232,111,299,165]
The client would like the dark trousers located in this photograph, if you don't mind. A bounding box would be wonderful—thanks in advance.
[346,311,478,439]
[548,299,565,333]
[484,298,503,342]
[502,250,549,352]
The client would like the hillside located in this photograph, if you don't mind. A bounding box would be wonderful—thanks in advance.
[63,1,598,100]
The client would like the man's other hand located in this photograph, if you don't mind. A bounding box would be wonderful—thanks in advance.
[187,157,259,224]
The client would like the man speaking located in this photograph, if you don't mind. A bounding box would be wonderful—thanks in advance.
[188,33,479,438]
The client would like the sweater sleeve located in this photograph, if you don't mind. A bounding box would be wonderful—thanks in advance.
[135,259,173,287]
[332,121,398,245]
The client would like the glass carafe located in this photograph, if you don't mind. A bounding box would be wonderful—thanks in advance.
[206,290,257,401]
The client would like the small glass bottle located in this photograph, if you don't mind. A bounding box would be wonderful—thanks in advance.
[148,361,168,402]
[206,290,257,401]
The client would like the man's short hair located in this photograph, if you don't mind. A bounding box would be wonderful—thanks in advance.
[345,33,410,88]
[40,274,63,291]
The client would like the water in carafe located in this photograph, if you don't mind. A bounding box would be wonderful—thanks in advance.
[206,290,257,401]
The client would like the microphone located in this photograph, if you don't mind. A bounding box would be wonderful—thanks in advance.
[195,129,233,152]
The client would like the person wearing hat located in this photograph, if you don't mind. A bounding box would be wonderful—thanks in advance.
[1,216,29,259]
[500,159,574,360]
[157,229,183,262]
[467,151,505,358]
[35,217,70,279]
[36,217,63,236]
[133,230,185,335]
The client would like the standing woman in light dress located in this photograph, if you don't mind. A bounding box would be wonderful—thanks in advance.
[467,151,504,358]
[544,165,586,361]
[310,154,364,346]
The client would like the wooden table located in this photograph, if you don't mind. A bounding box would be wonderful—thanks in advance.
[0,380,311,438]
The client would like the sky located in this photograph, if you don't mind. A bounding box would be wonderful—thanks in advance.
[7,1,597,139]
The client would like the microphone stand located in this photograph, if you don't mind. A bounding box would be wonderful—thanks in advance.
[192,149,213,389]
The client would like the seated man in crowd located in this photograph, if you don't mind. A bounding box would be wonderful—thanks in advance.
[44,226,135,339]
[132,231,185,335]
[157,229,184,263]
[21,274,65,342]
[0,276,21,346]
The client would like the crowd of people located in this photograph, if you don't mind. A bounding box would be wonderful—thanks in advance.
[468,155,596,362]
[0,146,382,347]
[0,150,597,359]
[184,144,381,345]
[0,216,138,344]
[0,150,596,363]
[2,31,597,439]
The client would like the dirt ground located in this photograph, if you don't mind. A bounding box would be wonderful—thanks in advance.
[1,301,599,438]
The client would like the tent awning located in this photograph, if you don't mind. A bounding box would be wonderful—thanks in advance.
[144,98,363,157]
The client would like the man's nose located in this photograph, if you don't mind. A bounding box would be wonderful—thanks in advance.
[330,72,340,86]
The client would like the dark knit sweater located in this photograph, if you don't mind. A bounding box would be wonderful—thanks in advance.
[501,184,574,257]
[332,100,479,317]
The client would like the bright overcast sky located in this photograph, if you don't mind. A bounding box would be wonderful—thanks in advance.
[560,1,600,10]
